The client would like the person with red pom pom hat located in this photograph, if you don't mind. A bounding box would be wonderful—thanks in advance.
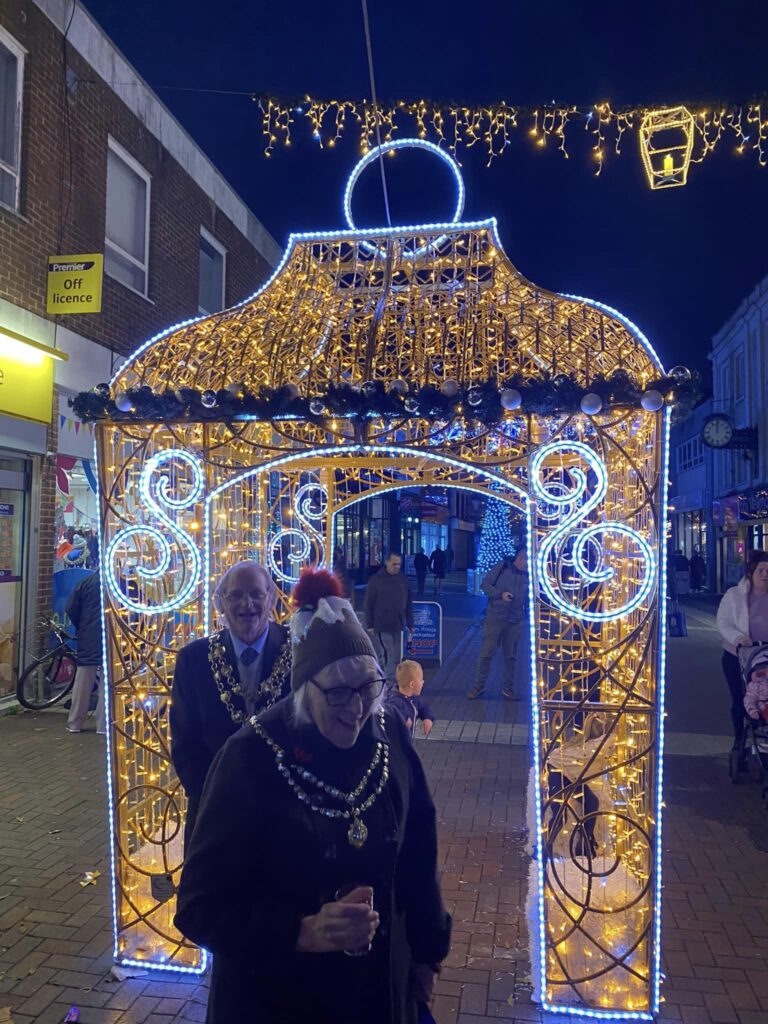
[175,566,451,1024]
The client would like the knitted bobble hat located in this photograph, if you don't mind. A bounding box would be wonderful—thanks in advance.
[290,568,377,691]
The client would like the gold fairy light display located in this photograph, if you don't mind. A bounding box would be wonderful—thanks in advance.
[639,106,695,189]
[82,139,678,1016]
[254,93,768,184]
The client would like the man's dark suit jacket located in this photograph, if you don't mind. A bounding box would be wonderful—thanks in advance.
[170,621,289,841]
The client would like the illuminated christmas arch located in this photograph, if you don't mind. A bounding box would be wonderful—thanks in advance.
[88,141,671,1018]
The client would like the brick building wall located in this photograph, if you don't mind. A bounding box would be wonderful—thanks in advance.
[0,0,278,682]
[0,0,273,359]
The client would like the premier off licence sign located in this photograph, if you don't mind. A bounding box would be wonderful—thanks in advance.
[46,254,103,314]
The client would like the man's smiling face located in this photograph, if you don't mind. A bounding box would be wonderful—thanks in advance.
[220,564,275,644]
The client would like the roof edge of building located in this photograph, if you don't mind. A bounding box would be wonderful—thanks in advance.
[33,0,282,267]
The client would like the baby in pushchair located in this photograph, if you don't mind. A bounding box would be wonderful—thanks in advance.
[744,646,768,723]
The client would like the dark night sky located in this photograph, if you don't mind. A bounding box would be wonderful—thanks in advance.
[82,0,768,378]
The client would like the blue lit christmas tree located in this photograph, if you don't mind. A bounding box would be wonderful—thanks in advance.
[477,496,518,575]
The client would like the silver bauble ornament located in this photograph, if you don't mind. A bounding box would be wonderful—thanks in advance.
[580,392,603,415]
[404,397,419,413]
[309,398,325,415]
[94,382,110,399]
[640,389,664,412]
[467,388,483,407]
[389,379,408,395]
[284,383,300,399]
[441,379,459,397]
[225,382,246,399]
[669,365,692,383]
[115,392,135,413]
[201,389,217,409]
[500,388,522,411]
[361,381,377,398]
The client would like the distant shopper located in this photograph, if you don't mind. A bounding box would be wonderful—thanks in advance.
[467,547,527,701]
[65,568,104,734]
[363,552,414,683]
[690,550,707,592]
[446,545,455,572]
[429,546,447,595]
[386,659,435,738]
[414,547,430,598]
[716,549,768,750]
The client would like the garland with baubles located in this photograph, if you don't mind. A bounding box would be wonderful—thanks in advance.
[70,369,699,425]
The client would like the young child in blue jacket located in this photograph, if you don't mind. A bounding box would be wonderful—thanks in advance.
[386,659,435,739]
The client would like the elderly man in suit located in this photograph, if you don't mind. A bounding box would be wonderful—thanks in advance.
[170,561,290,843]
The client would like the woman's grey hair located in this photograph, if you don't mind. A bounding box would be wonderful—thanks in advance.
[212,561,276,614]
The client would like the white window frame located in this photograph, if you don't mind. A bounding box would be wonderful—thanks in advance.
[0,25,26,214]
[198,227,227,315]
[105,137,151,297]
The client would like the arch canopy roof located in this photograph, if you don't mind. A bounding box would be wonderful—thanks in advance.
[113,219,663,395]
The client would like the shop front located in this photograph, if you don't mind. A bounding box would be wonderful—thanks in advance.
[0,318,67,702]
[713,488,768,590]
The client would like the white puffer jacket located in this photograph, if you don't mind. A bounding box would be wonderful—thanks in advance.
[716,578,751,655]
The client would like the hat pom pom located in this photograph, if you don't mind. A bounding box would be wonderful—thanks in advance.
[291,567,343,610]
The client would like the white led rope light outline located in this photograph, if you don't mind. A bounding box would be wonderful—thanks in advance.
[531,440,657,623]
[344,138,465,259]
[105,449,203,615]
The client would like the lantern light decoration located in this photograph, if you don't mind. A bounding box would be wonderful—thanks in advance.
[86,140,671,1019]
[639,106,695,189]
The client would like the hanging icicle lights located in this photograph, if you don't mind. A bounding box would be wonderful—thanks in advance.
[256,94,768,184]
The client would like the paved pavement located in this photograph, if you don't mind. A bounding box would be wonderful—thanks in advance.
[1,589,768,1023]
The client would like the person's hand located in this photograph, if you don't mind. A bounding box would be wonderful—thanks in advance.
[422,719,433,737]
[295,888,379,954]
[367,627,375,635]
[410,963,438,1004]
[749,711,761,721]
[502,591,513,602]
[405,718,414,730]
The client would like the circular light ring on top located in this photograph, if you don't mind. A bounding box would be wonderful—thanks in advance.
[342,138,466,260]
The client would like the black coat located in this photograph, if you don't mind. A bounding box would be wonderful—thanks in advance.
[65,570,102,665]
[169,622,289,838]
[174,699,451,1024]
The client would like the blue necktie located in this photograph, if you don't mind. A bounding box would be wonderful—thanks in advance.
[240,647,258,667]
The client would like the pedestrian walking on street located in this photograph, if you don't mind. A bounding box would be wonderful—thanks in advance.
[690,550,707,592]
[170,561,290,844]
[716,549,768,750]
[429,546,447,595]
[414,547,430,598]
[363,552,414,683]
[65,568,105,734]
[467,547,527,701]
[175,568,451,1024]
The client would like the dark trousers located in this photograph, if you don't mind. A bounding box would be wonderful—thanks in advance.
[475,617,522,691]
[722,650,745,746]
[416,573,426,598]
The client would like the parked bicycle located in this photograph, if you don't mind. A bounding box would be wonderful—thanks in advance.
[16,618,78,710]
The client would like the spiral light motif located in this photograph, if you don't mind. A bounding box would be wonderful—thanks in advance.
[531,440,657,622]
[105,449,203,614]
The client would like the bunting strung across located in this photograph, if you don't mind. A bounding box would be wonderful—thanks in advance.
[255,94,768,188]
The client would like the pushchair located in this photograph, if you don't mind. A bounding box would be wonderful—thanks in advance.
[729,643,768,796]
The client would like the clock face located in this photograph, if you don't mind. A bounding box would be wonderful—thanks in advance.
[702,415,733,448]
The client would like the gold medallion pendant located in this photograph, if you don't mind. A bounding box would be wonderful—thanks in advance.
[348,815,368,849]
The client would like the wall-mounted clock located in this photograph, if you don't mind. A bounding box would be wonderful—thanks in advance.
[702,414,734,449]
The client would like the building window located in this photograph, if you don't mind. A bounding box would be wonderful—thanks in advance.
[676,436,704,473]
[198,229,226,314]
[0,28,25,212]
[733,350,745,402]
[105,140,150,295]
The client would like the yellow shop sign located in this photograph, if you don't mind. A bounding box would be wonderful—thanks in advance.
[46,253,103,314]
[0,330,68,425]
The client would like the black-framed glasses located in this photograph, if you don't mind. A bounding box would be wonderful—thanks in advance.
[309,677,386,707]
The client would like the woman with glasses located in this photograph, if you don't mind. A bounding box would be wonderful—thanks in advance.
[175,568,451,1024]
